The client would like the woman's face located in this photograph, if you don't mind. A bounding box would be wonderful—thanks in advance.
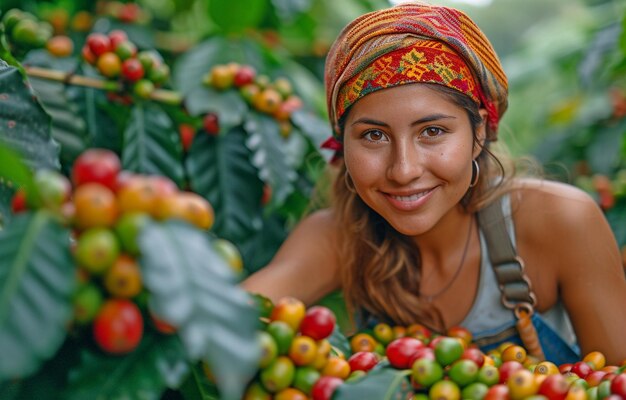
[343,84,485,236]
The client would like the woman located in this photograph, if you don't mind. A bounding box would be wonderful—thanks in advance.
[243,2,626,364]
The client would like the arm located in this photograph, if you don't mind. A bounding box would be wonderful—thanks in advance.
[241,209,342,305]
[515,180,626,364]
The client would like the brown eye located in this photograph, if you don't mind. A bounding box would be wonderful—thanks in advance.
[363,129,387,142]
[422,127,444,138]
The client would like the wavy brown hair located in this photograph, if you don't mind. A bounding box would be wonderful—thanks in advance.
[329,84,517,330]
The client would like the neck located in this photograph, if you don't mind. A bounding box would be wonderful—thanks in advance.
[412,205,475,263]
[417,210,477,303]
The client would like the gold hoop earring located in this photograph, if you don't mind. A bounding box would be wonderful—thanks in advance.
[344,171,357,193]
[469,159,480,188]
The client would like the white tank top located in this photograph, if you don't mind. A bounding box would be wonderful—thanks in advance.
[460,195,578,347]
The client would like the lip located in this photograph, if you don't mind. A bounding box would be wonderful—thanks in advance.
[382,186,438,211]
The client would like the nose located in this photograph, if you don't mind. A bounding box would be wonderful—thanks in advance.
[386,138,424,184]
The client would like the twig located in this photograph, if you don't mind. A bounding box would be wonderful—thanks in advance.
[24,66,183,105]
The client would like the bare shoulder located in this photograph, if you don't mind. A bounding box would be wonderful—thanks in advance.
[509,178,602,228]
[507,177,620,290]
[297,208,339,231]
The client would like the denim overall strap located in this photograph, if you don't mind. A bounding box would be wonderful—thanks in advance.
[477,197,545,360]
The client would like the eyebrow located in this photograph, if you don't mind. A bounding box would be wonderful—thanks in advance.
[350,113,456,127]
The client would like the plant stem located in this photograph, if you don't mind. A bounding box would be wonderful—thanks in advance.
[23,66,183,105]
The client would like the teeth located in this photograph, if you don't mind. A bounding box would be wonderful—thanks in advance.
[391,191,429,201]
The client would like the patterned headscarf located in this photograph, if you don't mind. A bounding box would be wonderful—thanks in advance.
[323,1,508,150]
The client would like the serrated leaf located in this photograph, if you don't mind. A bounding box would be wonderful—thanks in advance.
[186,127,264,242]
[63,332,188,400]
[121,102,185,187]
[21,50,88,170]
[333,366,413,400]
[184,86,248,131]
[60,62,127,155]
[0,211,74,380]
[244,112,297,206]
[139,220,260,400]
[0,60,60,170]
[27,77,88,172]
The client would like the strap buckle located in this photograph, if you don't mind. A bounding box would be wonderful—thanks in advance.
[497,256,538,309]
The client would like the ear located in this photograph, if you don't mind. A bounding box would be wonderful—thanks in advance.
[473,108,489,159]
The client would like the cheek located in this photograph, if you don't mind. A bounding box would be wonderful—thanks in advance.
[344,149,384,185]
[435,147,473,182]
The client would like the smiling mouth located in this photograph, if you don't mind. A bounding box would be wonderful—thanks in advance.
[388,188,434,202]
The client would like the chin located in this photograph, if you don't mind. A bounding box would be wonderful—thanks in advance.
[385,217,433,237]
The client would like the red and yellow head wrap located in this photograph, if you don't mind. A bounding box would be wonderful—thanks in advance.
[323,1,508,150]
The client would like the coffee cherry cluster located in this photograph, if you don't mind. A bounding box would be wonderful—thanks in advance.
[344,321,626,400]
[1,8,53,55]
[202,63,303,138]
[10,148,225,355]
[82,30,170,100]
[240,296,360,400]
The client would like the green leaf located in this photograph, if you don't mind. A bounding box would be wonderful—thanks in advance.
[63,332,189,400]
[208,0,269,34]
[20,50,88,172]
[0,60,60,170]
[186,126,264,242]
[0,183,13,228]
[27,77,88,173]
[606,200,626,247]
[238,213,288,273]
[173,37,228,96]
[317,291,354,341]
[244,112,298,207]
[0,143,34,227]
[586,118,626,174]
[121,102,185,188]
[333,366,413,400]
[177,363,221,400]
[0,336,82,399]
[68,82,123,155]
[185,86,248,132]
[0,142,34,193]
[291,109,334,161]
[139,220,260,400]
[0,211,75,380]
[328,324,352,359]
